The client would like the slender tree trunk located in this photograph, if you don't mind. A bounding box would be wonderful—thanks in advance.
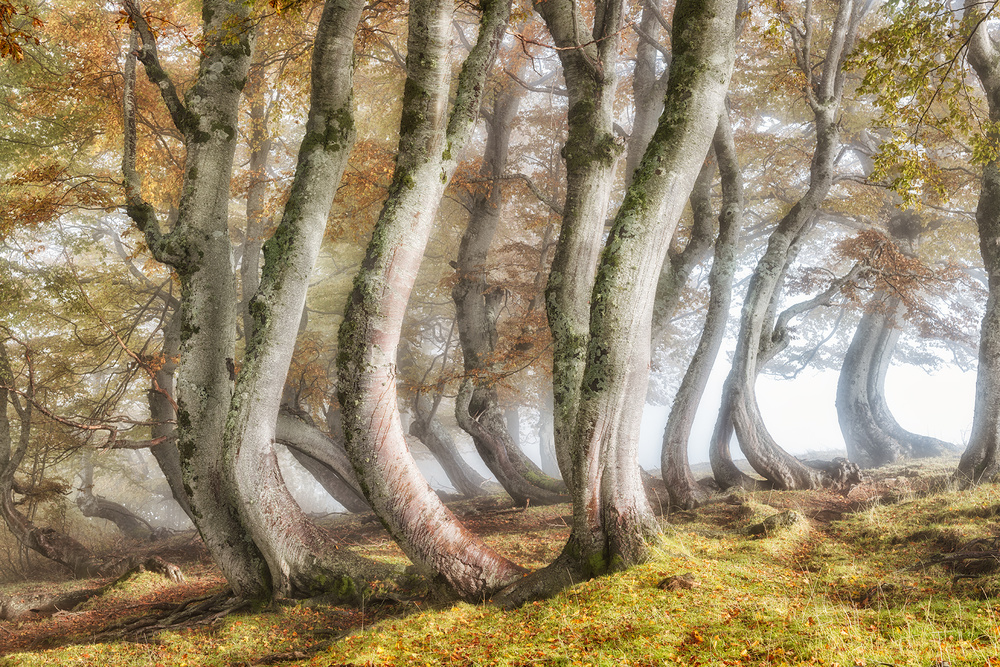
[452,86,566,505]
[147,306,196,524]
[662,115,743,509]
[497,0,739,606]
[337,0,525,600]
[957,0,1000,483]
[0,343,107,577]
[538,0,626,489]
[711,0,870,491]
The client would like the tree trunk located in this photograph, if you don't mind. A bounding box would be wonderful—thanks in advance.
[146,305,196,524]
[451,86,566,505]
[538,0,626,489]
[956,0,1000,484]
[662,115,743,509]
[221,0,383,600]
[124,0,271,599]
[837,292,959,468]
[712,0,871,491]
[77,451,153,540]
[274,409,371,513]
[337,0,526,600]
[539,391,560,477]
[0,343,107,578]
[409,395,496,499]
[497,0,739,606]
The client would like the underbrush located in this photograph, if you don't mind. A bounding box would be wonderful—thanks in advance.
[5,467,1000,666]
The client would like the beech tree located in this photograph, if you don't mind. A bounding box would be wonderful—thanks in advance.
[336,0,526,600]
[122,0,389,600]
[710,0,872,491]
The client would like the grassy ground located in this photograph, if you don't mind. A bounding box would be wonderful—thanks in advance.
[4,457,1000,666]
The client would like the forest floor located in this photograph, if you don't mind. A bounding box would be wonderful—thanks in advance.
[3,456,1000,666]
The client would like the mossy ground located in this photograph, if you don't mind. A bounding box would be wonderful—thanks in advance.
[5,458,1000,666]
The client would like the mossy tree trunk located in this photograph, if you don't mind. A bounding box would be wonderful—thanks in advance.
[497,0,739,606]
[956,0,1000,484]
[336,0,526,600]
[221,0,380,599]
[452,85,566,506]
[537,0,627,489]
[662,115,743,509]
[123,0,270,600]
[710,0,871,491]
[125,0,383,601]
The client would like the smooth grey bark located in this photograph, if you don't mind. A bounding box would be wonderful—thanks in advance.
[710,0,871,491]
[662,115,743,509]
[240,65,273,343]
[274,410,371,513]
[221,0,379,599]
[497,0,739,606]
[452,84,566,506]
[956,0,1000,483]
[409,395,496,498]
[538,0,626,489]
[123,0,271,599]
[147,306,196,524]
[337,0,525,600]
[837,291,958,468]
[539,392,560,477]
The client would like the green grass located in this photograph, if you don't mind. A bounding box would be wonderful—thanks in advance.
[6,470,1000,666]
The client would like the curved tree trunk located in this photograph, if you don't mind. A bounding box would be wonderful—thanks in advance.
[221,0,384,600]
[0,343,107,578]
[409,395,496,499]
[955,0,1000,484]
[337,0,526,601]
[123,1,271,599]
[452,85,566,506]
[712,0,871,491]
[147,305,196,524]
[275,410,371,513]
[539,0,626,490]
[662,115,743,509]
[838,292,958,468]
[77,451,153,540]
[496,0,739,606]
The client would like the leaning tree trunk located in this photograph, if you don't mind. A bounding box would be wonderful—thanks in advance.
[662,114,743,509]
[274,409,371,513]
[147,304,196,524]
[221,0,386,600]
[837,292,958,468]
[538,0,627,489]
[452,85,566,506]
[956,0,1000,484]
[337,0,526,601]
[496,0,739,606]
[409,395,496,498]
[712,0,871,491]
[123,0,271,599]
